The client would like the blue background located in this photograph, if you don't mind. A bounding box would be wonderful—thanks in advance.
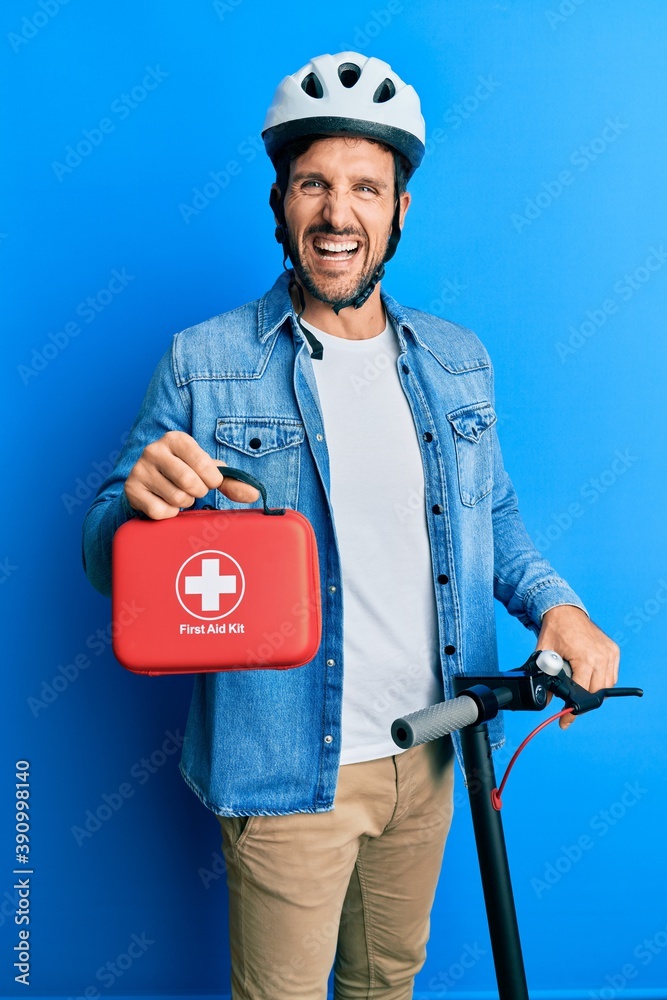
[2,1,665,997]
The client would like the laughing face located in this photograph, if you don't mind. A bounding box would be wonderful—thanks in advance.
[272,136,411,310]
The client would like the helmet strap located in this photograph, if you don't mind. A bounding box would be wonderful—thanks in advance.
[289,276,324,360]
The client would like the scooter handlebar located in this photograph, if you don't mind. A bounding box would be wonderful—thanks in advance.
[391,650,642,751]
[391,694,481,749]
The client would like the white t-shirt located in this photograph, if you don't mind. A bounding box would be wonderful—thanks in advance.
[300,310,444,764]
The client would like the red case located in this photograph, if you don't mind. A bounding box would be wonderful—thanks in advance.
[111,505,322,675]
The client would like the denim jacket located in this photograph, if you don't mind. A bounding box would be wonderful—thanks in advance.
[82,267,588,816]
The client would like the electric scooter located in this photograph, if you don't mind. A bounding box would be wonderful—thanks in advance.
[391,649,643,1000]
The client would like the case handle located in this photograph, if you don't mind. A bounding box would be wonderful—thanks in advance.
[217,465,285,516]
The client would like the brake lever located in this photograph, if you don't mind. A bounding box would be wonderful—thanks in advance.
[530,650,643,715]
[545,673,606,714]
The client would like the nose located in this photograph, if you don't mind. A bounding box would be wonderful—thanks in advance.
[321,190,354,232]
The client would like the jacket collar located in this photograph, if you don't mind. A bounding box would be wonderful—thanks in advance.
[257,268,426,352]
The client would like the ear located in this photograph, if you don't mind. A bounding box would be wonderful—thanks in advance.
[269,183,282,219]
[398,191,411,230]
[269,184,287,245]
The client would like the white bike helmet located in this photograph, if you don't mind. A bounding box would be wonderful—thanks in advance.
[262,51,426,178]
[262,52,426,323]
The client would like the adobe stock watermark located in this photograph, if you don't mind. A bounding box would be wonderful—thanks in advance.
[338,0,404,52]
[212,0,242,21]
[243,592,320,667]
[511,118,629,233]
[427,277,468,316]
[0,557,18,584]
[26,602,145,718]
[198,848,228,889]
[51,66,169,181]
[545,0,589,31]
[0,885,22,929]
[589,918,667,999]
[371,639,434,716]
[17,268,135,385]
[531,780,647,898]
[454,747,511,809]
[426,941,488,993]
[176,509,318,665]
[612,576,667,650]
[533,447,638,554]
[423,74,501,160]
[178,132,266,223]
[64,931,155,997]
[349,347,393,396]
[393,483,425,525]
[266,906,415,996]
[61,430,130,514]
[70,730,184,846]
[556,245,667,361]
[7,0,71,53]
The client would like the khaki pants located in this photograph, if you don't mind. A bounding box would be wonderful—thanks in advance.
[216,735,455,999]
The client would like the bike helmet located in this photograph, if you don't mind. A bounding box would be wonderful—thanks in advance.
[262,52,426,320]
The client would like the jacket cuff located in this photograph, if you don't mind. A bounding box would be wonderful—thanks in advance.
[539,601,591,624]
[523,580,590,631]
[119,490,147,521]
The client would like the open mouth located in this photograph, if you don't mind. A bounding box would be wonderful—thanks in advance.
[312,236,360,261]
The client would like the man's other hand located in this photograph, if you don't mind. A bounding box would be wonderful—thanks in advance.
[536,605,620,730]
[124,430,260,519]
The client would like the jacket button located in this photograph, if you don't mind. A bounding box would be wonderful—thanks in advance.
[326,658,335,666]
[249,437,261,449]
[402,364,410,374]
[444,645,456,655]
[423,431,433,442]
[324,735,333,744]
[438,574,449,584]
[329,585,337,593]
[432,504,443,514]
[316,433,323,441]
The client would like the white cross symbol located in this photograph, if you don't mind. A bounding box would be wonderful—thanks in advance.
[185,558,236,612]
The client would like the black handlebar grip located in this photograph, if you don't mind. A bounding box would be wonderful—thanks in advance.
[391,694,481,749]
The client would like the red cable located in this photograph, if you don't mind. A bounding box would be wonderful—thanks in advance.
[491,708,574,810]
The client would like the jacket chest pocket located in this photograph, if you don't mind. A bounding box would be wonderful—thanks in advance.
[446,401,497,507]
[215,416,304,510]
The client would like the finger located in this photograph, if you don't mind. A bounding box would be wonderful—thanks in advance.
[123,483,183,521]
[608,643,621,686]
[140,450,210,507]
[218,469,262,505]
[576,656,615,694]
[162,431,226,491]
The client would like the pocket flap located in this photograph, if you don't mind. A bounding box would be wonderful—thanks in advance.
[215,417,304,457]
[446,401,497,443]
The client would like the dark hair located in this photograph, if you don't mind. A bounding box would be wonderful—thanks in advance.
[273,133,411,207]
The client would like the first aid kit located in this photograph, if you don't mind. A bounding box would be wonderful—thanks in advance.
[111,466,322,675]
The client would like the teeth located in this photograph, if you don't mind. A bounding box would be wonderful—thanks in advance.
[314,238,358,252]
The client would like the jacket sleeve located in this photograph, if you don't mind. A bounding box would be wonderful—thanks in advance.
[81,339,192,598]
[488,371,589,636]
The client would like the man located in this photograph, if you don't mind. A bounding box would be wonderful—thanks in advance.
[82,52,619,999]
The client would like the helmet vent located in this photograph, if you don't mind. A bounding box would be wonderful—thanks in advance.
[338,62,361,88]
[373,78,396,103]
[301,72,324,99]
